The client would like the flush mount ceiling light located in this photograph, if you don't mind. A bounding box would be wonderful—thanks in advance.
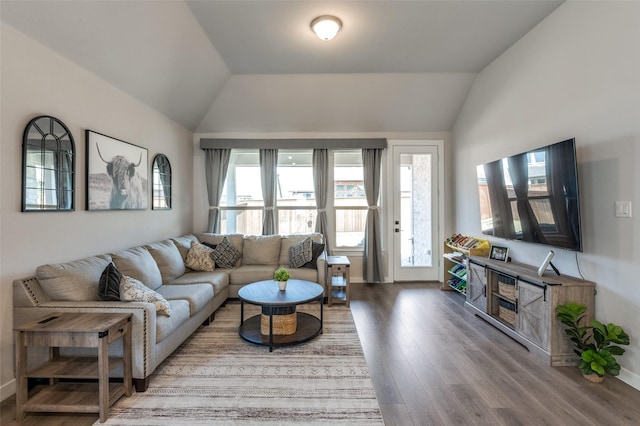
[310,15,342,41]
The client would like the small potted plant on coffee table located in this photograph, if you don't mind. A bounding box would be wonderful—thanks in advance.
[556,302,630,383]
[274,267,290,291]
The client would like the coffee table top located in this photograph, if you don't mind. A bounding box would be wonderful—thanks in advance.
[238,279,323,307]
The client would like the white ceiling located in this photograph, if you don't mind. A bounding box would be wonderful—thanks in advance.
[1,0,564,132]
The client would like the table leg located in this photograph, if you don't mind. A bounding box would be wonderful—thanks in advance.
[98,333,109,422]
[240,301,244,325]
[123,320,133,397]
[15,331,27,423]
[320,298,324,334]
[269,313,273,352]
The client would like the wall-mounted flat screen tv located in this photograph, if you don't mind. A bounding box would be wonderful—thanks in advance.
[476,138,582,251]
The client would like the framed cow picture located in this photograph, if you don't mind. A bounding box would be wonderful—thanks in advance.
[86,130,148,210]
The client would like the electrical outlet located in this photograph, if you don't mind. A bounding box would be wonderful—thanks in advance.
[615,201,632,218]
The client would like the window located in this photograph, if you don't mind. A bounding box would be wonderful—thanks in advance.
[220,150,318,235]
[334,151,367,248]
[220,150,263,234]
[152,154,171,210]
[277,151,316,234]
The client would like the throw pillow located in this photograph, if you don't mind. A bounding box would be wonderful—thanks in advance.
[289,237,313,268]
[302,242,326,269]
[211,236,241,269]
[184,241,216,272]
[120,275,171,316]
[98,262,122,301]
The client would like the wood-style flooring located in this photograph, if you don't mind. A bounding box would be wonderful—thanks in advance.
[3,282,640,425]
[350,282,640,425]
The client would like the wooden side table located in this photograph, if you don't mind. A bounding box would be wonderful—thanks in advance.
[14,312,132,423]
[326,255,351,307]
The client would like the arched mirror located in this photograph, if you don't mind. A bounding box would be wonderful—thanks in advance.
[152,154,172,210]
[22,116,75,211]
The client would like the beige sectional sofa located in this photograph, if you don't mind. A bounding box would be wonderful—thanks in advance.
[13,232,326,391]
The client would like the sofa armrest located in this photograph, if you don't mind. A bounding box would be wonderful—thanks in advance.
[14,300,157,379]
[316,250,327,293]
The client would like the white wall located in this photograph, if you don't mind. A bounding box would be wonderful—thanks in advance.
[453,1,640,388]
[0,23,194,400]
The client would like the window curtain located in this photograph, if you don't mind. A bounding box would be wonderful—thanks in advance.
[204,148,231,233]
[362,148,384,283]
[312,149,330,252]
[260,149,278,235]
[508,154,543,243]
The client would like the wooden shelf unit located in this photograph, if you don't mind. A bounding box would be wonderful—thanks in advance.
[326,256,351,307]
[465,256,595,366]
[442,234,490,295]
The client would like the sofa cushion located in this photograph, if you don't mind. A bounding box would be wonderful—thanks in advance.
[120,275,171,316]
[184,241,216,272]
[157,284,213,316]
[283,267,319,283]
[278,233,323,265]
[171,234,199,261]
[243,235,281,265]
[289,237,313,268]
[156,299,190,343]
[197,233,244,267]
[36,255,113,301]
[302,242,326,269]
[146,240,186,283]
[111,246,163,291]
[169,271,229,296]
[229,265,278,286]
[98,263,122,301]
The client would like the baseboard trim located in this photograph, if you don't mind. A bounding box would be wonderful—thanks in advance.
[0,378,15,404]
[619,368,640,391]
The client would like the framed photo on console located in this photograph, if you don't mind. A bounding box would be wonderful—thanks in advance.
[489,245,509,262]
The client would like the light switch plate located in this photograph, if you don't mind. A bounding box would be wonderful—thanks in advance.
[615,201,632,218]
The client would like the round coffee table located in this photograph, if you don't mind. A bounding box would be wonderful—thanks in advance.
[238,279,323,352]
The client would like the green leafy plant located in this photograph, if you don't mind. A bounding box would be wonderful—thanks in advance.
[556,302,630,378]
[274,267,290,282]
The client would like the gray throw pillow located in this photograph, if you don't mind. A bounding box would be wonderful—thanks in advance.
[289,237,313,268]
[211,236,240,269]
[302,242,325,269]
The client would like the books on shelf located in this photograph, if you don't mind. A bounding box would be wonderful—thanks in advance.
[445,233,489,250]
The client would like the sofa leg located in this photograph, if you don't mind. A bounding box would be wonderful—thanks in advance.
[133,377,149,392]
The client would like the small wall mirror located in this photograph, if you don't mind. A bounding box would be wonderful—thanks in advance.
[152,154,172,210]
[22,116,75,211]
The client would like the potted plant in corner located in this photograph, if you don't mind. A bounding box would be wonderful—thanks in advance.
[274,267,290,291]
[556,302,630,383]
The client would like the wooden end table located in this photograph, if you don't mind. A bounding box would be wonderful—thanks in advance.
[14,312,133,423]
[327,256,351,306]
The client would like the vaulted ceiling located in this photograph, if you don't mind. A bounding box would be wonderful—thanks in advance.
[1,1,564,132]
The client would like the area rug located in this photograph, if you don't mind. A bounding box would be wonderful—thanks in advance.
[97,302,384,425]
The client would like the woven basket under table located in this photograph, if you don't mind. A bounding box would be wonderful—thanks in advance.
[261,312,297,335]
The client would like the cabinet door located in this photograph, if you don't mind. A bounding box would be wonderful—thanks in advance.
[516,281,549,350]
[466,262,487,312]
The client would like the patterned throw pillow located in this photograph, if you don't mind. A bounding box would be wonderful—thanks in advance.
[98,262,122,301]
[185,241,216,272]
[211,236,241,269]
[289,237,313,268]
[120,275,171,316]
[302,242,326,269]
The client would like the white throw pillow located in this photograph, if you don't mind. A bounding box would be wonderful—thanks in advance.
[185,241,216,272]
[120,275,171,316]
